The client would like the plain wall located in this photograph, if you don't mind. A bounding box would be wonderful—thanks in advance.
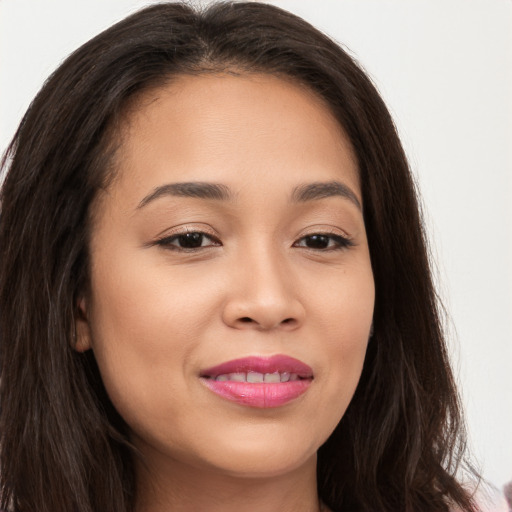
[1,0,511,489]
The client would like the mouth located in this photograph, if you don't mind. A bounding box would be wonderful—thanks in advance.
[200,355,313,408]
[204,371,306,383]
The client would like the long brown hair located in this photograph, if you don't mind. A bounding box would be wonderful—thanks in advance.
[0,2,477,511]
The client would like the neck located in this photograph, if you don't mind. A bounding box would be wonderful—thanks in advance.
[134,449,322,512]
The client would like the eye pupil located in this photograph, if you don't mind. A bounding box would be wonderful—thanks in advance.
[305,235,329,249]
[178,232,203,248]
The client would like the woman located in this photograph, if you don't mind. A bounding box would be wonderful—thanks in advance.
[0,2,480,511]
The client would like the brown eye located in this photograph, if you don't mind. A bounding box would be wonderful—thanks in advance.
[303,235,330,249]
[294,233,353,251]
[156,232,221,250]
[176,232,206,248]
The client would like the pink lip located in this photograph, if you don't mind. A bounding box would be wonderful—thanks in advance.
[201,355,313,378]
[200,355,313,408]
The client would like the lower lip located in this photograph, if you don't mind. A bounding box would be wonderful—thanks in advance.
[201,379,312,408]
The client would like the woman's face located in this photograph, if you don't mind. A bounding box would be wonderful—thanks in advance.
[77,73,374,479]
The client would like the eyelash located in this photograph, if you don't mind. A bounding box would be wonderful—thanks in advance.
[293,233,354,251]
[155,231,222,251]
[154,230,354,252]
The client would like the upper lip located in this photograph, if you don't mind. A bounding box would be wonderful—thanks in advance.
[200,355,313,379]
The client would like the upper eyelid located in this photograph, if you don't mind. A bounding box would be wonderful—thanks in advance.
[300,229,349,238]
[156,229,350,239]
[156,231,221,244]
[155,224,219,239]
[152,222,355,245]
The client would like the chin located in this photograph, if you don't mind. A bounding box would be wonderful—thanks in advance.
[209,449,317,480]
[185,424,321,479]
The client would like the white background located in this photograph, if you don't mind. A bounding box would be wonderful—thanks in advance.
[1,0,511,490]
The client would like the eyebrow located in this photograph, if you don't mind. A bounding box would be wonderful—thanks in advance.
[137,182,232,209]
[291,181,361,210]
[137,179,361,210]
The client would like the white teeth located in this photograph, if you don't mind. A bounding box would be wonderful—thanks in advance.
[264,372,281,383]
[213,371,305,382]
[247,371,264,383]
[228,372,246,382]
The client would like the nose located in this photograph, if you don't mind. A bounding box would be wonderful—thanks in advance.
[222,247,305,332]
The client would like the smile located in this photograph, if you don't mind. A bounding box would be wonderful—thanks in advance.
[200,355,313,408]
[209,371,303,382]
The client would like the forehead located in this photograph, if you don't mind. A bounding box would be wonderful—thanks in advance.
[105,72,360,209]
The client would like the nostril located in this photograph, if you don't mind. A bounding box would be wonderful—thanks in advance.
[230,316,300,330]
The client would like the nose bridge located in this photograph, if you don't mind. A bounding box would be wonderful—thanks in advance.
[223,240,303,330]
[244,242,290,299]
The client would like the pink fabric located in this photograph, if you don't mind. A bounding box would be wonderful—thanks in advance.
[475,486,510,512]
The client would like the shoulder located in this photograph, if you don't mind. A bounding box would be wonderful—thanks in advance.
[476,484,510,512]
[450,484,510,512]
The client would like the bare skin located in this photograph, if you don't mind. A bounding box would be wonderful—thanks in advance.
[76,73,374,512]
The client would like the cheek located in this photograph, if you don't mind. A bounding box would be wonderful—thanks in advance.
[305,260,374,415]
[89,247,219,346]
[85,253,222,420]
[306,255,374,339]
